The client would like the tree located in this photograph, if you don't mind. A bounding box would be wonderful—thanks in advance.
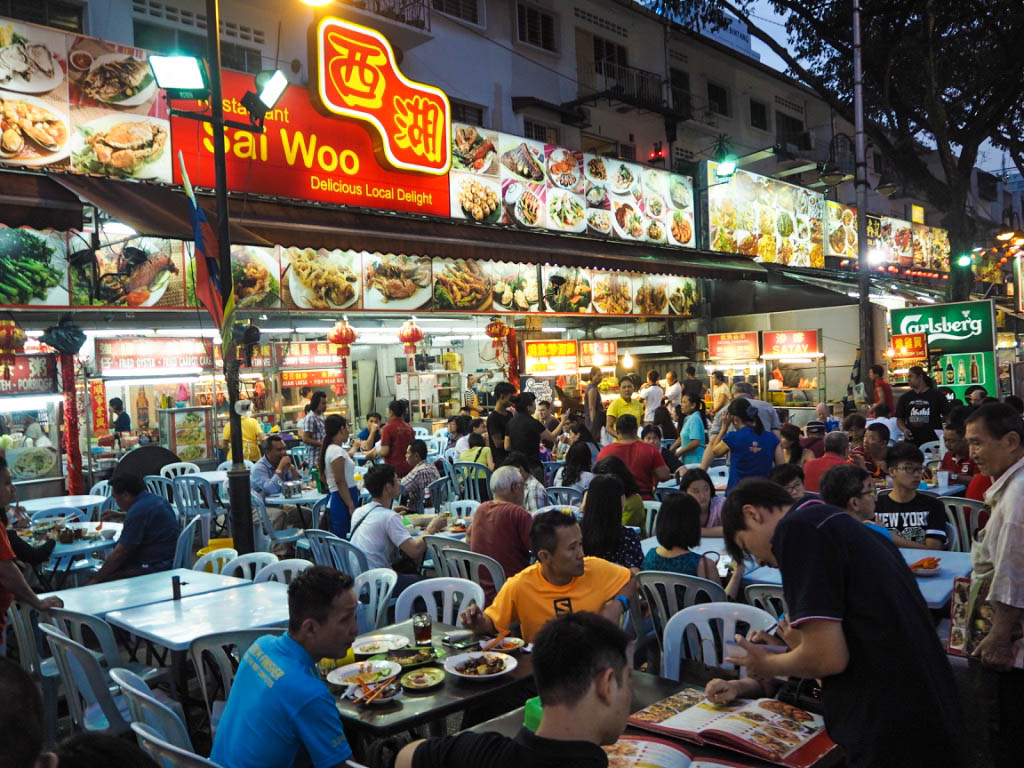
[654,0,1024,300]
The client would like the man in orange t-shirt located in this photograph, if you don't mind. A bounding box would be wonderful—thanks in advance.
[460,509,635,642]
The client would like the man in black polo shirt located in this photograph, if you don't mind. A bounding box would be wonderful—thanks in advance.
[722,478,966,768]
[487,382,515,466]
[395,612,632,768]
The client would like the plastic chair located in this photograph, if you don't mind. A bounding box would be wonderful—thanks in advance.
[254,558,311,584]
[441,549,506,597]
[354,568,398,632]
[945,521,961,553]
[449,499,480,519]
[638,571,727,661]
[29,508,84,523]
[438,456,459,490]
[542,461,565,487]
[546,486,583,506]
[661,603,776,681]
[423,534,469,576]
[48,608,166,682]
[252,494,304,550]
[533,504,579,517]
[311,496,329,531]
[426,476,455,513]
[444,447,460,466]
[394,577,484,626]
[643,500,662,537]
[454,462,492,502]
[90,479,112,497]
[145,475,177,505]
[323,536,370,578]
[222,552,278,580]
[173,517,201,570]
[39,623,131,735]
[919,440,941,461]
[942,497,987,550]
[110,668,193,755]
[161,462,200,480]
[707,465,728,486]
[172,475,218,545]
[216,460,255,471]
[413,427,430,439]
[744,584,788,620]
[303,529,341,566]
[193,548,238,575]
[132,723,225,768]
[7,602,61,743]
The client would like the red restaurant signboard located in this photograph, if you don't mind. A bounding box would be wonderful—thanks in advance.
[761,330,820,358]
[708,332,760,360]
[95,338,215,374]
[281,369,345,389]
[523,340,579,376]
[579,340,617,369]
[278,342,347,368]
[0,355,58,395]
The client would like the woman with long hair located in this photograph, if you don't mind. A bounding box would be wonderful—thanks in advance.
[678,467,724,536]
[506,391,566,481]
[774,422,814,467]
[673,391,707,465]
[320,414,358,537]
[580,474,643,569]
[592,455,645,528]
[566,422,599,463]
[708,398,779,490]
[652,406,678,441]
[554,440,594,492]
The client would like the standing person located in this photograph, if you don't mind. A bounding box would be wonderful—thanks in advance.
[553,441,594,493]
[109,398,131,433]
[896,366,946,446]
[221,399,265,462]
[708,382,780,439]
[721,479,967,768]
[683,366,704,404]
[321,415,358,538]
[710,371,730,415]
[775,423,814,467]
[355,412,382,451]
[298,391,327,464]
[367,400,415,478]
[463,374,480,416]
[674,391,706,464]
[536,401,559,432]
[639,370,664,425]
[964,403,1024,767]
[584,366,605,437]
[873,442,946,549]
[487,381,516,466]
[596,414,670,501]
[801,432,850,493]
[398,440,441,513]
[868,364,895,414]
[605,375,643,440]
[506,393,566,482]
[940,410,979,487]
[579,475,643,569]
[704,398,779,491]
[663,369,682,411]
[467,466,533,603]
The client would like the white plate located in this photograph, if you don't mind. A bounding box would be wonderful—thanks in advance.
[0,35,65,94]
[327,659,401,687]
[83,53,156,107]
[668,209,695,247]
[546,190,586,233]
[352,634,409,655]
[592,273,632,315]
[444,651,517,680]
[586,208,612,235]
[0,89,70,166]
[584,155,610,185]
[610,161,637,195]
[610,199,645,241]
[913,567,943,578]
[286,247,361,310]
[342,680,402,706]
[361,252,431,311]
[546,148,580,190]
[479,637,525,652]
[70,113,171,180]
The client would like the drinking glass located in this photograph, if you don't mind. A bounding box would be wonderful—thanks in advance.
[413,613,432,645]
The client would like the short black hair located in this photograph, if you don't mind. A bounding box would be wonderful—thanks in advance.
[819,464,870,509]
[110,473,145,496]
[872,402,891,417]
[501,451,531,473]
[56,733,158,768]
[264,434,285,453]
[388,399,407,418]
[532,612,629,707]
[453,415,472,436]
[713,371,725,382]
[511,392,536,410]
[866,422,890,442]
[470,418,484,430]
[964,385,987,399]
[870,364,885,377]
[494,381,516,399]
[686,365,696,376]
[367,412,382,422]
[592,455,640,497]
[109,397,123,410]
[843,413,866,431]
[1004,395,1024,415]
[769,463,804,486]
[530,508,580,555]
[310,391,327,411]
[287,565,354,632]
[945,405,971,435]
[648,369,659,382]
[655,492,701,550]
[0,657,44,768]
[722,478,793,562]
[364,463,397,497]
[538,400,552,409]
[467,432,486,449]
[615,413,638,436]
[407,439,427,460]
[678,467,717,498]
[640,424,662,440]
[886,441,924,467]
[966,402,1024,443]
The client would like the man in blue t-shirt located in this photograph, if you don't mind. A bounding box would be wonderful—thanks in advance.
[211,566,358,768]
[88,474,178,584]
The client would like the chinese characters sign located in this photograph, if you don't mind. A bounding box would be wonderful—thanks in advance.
[579,341,617,369]
[89,379,109,432]
[523,340,579,376]
[708,332,760,361]
[277,342,345,368]
[281,369,345,388]
[95,338,214,374]
[891,333,928,362]
[0,355,58,395]
[761,330,820,358]
[314,16,451,175]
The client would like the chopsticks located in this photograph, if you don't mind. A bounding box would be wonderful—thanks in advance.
[354,675,398,704]
[481,630,510,653]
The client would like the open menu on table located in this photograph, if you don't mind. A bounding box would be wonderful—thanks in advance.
[628,688,837,768]
[602,735,754,768]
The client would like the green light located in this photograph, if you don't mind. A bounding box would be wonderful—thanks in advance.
[956,254,973,268]
[715,156,738,178]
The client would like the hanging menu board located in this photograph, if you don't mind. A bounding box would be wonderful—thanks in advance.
[708,332,760,360]
[95,337,214,374]
[523,340,579,376]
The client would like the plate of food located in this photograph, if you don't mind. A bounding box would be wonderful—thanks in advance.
[10,446,58,480]
[587,209,612,235]
[432,258,492,311]
[371,646,447,668]
[327,659,401,687]
[491,264,540,312]
[82,239,179,307]
[363,252,432,310]
[479,636,525,652]
[352,634,410,656]
[0,90,69,166]
[81,53,155,106]
[668,176,692,209]
[585,183,609,209]
[634,276,669,315]
[592,273,632,314]
[451,124,497,174]
[499,140,545,183]
[646,218,667,244]
[453,174,501,223]
[230,245,280,308]
[444,651,517,680]
[178,445,206,462]
[341,679,402,706]
[585,155,608,184]
[0,227,67,306]
[612,200,645,241]
[644,192,667,220]
[669,281,697,316]
[70,114,169,179]
[400,666,445,691]
[546,148,580,190]
[610,162,635,194]
[507,184,543,228]
[547,190,586,233]
[286,247,360,310]
[543,267,591,313]
[0,24,64,94]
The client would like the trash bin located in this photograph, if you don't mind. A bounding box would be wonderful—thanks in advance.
[195,538,234,572]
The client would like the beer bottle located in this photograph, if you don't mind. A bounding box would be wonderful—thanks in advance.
[945,361,954,385]
[956,359,966,385]
[969,355,980,384]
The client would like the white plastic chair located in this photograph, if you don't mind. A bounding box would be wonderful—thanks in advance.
[444,447,460,466]
[252,494,304,550]
[254,558,312,584]
[110,667,193,755]
[441,549,506,598]
[413,427,430,439]
[193,548,238,575]
[546,486,584,506]
[744,584,788,620]
[919,440,941,461]
[222,552,278,580]
[172,475,219,545]
[48,608,166,683]
[354,568,398,632]
[448,499,480,519]
[90,479,112,497]
[454,462,492,502]
[643,500,662,537]
[661,603,776,681]
[161,462,200,480]
[942,497,987,549]
[638,571,727,662]
[533,504,579,517]
[217,459,255,471]
[145,475,176,505]
[707,465,729,486]
[132,723,225,768]
[394,577,484,625]
[323,536,370,578]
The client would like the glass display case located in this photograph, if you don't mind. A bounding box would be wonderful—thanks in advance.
[0,354,65,498]
[156,406,214,463]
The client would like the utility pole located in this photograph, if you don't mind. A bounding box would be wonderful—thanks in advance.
[853,0,874,374]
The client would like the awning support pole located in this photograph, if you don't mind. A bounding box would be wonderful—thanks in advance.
[853,0,875,375]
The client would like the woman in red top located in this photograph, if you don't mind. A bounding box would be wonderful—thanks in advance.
[869,364,895,413]
[367,400,415,477]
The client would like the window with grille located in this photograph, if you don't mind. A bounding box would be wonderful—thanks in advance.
[432,0,479,25]
[776,111,804,139]
[749,98,769,131]
[451,100,485,127]
[524,118,559,145]
[133,20,263,73]
[707,81,731,117]
[619,144,635,161]
[517,3,558,52]
[593,34,627,74]
[0,0,83,32]
[873,152,884,174]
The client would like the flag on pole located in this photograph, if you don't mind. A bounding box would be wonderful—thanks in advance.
[179,151,233,338]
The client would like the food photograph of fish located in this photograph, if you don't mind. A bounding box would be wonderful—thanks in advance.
[498,135,546,184]
[282,246,360,310]
[73,237,185,307]
[79,53,155,106]
[362,251,432,310]
[432,258,492,311]
[0,21,65,95]
[70,113,169,178]
[451,123,498,175]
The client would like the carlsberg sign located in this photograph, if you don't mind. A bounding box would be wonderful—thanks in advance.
[891,300,995,355]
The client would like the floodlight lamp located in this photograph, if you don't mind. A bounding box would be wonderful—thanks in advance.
[148,55,209,99]
[715,156,738,178]
[955,254,973,268]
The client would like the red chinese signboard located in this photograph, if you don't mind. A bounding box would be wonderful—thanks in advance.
[891,333,928,361]
[523,340,579,376]
[579,340,617,369]
[761,330,820,357]
[214,344,273,369]
[95,338,215,374]
[172,69,449,216]
[314,16,451,175]
[277,342,347,368]
[0,355,58,395]
[281,369,346,389]
[708,332,760,360]
[89,379,108,433]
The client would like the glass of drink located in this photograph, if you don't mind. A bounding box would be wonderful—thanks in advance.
[413,613,432,645]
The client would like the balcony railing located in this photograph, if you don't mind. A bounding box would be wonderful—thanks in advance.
[341,0,431,30]
[587,60,665,112]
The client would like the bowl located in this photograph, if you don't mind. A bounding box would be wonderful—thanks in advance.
[100,528,116,539]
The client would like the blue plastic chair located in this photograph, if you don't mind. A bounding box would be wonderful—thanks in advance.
[546,486,583,506]
[453,462,492,502]
[172,475,218,545]
[542,461,564,487]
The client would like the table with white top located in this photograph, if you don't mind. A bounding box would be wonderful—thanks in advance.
[658,478,727,494]
[41,568,248,617]
[194,470,227,485]
[265,490,328,507]
[922,483,966,497]
[641,535,755,580]
[19,495,109,513]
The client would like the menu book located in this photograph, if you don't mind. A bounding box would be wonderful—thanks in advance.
[602,735,754,768]
[627,688,837,768]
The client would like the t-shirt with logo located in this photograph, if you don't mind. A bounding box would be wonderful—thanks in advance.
[939,451,978,480]
[483,557,631,642]
[873,492,948,545]
[895,387,946,445]
[722,425,780,491]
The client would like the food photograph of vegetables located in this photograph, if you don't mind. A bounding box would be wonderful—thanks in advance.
[0,226,69,306]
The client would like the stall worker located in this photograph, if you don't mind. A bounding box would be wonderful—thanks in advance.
[638,370,664,425]
[221,399,265,462]
[605,375,643,440]
[109,398,131,433]
[298,391,327,465]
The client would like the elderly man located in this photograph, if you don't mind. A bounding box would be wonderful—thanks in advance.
[708,381,780,439]
[250,436,306,548]
[467,465,533,603]
[802,431,850,493]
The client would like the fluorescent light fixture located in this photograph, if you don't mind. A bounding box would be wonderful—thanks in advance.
[299,0,332,5]
[86,329,149,337]
[0,394,64,412]
[294,327,331,333]
[621,352,635,368]
[104,367,204,378]
[148,54,209,97]
[255,328,294,335]
[104,376,201,387]
[776,357,815,365]
[715,156,738,178]
[153,328,221,338]
[867,248,887,265]
[100,222,137,236]
[257,70,288,109]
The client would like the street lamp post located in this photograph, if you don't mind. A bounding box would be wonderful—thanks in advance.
[853,0,875,374]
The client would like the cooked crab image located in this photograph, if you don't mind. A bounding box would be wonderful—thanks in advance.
[85,120,167,172]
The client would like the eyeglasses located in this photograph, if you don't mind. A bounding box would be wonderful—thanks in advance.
[892,464,924,474]
[784,481,803,494]
[859,488,878,497]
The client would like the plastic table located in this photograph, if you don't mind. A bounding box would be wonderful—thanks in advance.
[19,495,108,512]
[195,470,227,485]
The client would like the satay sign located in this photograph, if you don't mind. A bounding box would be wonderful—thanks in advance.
[761,330,820,358]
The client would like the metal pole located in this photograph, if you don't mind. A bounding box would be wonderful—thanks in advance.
[853,0,874,377]
[206,0,253,554]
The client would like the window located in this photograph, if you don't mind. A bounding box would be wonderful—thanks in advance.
[776,111,804,139]
[451,99,485,127]
[133,20,262,74]
[618,143,636,161]
[432,0,479,25]
[593,34,627,74]
[706,81,731,117]
[749,98,769,131]
[873,152,884,174]
[0,0,83,32]
[524,118,559,145]
[517,3,558,52]
[977,171,998,202]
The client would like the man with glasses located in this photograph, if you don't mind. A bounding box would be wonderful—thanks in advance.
[819,464,922,547]
[769,463,813,502]
[873,443,946,549]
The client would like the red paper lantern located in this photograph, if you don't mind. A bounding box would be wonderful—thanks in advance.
[398,320,424,354]
[327,321,358,360]
[0,320,25,380]
[484,317,510,350]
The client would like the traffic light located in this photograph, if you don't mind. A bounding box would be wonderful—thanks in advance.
[950,252,973,301]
